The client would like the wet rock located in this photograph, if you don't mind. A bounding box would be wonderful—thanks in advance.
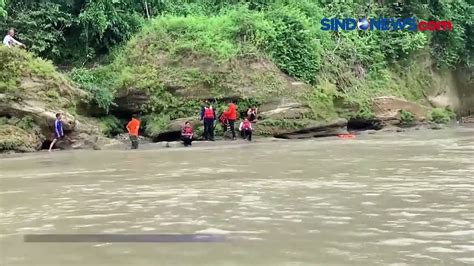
[428,123,444,130]
[274,118,348,139]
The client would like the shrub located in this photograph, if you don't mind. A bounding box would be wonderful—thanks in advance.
[144,115,170,137]
[69,67,116,114]
[399,110,415,126]
[265,6,320,83]
[15,116,35,131]
[99,116,124,137]
[429,108,456,124]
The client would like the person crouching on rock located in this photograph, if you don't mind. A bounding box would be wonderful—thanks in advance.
[219,112,230,133]
[126,114,140,149]
[200,102,216,141]
[181,121,193,147]
[239,118,253,141]
[48,113,64,152]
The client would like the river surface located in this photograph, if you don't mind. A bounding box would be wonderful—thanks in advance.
[1,128,473,265]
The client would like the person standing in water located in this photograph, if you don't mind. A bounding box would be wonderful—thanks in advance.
[181,121,194,147]
[200,101,216,141]
[48,113,64,152]
[239,118,253,141]
[223,100,237,140]
[126,114,140,149]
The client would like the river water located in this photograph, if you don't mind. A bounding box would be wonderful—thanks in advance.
[1,128,473,265]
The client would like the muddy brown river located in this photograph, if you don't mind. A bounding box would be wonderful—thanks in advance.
[1,128,473,265]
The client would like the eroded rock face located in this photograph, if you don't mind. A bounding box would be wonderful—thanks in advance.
[372,96,430,123]
[259,102,310,120]
[0,96,107,152]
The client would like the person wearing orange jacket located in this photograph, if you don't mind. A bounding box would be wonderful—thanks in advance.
[223,100,237,140]
[126,114,140,149]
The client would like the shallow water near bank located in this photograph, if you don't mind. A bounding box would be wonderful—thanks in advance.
[0,127,473,265]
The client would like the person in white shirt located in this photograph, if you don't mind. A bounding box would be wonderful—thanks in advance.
[239,118,253,141]
[3,28,26,48]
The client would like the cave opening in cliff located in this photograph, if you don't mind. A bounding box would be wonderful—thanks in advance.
[347,118,383,131]
[41,140,54,150]
[151,131,182,142]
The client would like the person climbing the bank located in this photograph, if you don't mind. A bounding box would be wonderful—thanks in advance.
[239,118,253,141]
[181,121,193,147]
[223,100,237,140]
[247,106,258,122]
[3,28,26,48]
[126,114,140,149]
[48,113,64,152]
[200,101,216,141]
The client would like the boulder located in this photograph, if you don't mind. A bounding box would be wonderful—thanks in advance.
[372,96,429,122]
[273,118,348,139]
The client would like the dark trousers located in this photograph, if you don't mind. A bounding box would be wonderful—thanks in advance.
[228,119,236,138]
[240,129,252,141]
[182,137,193,146]
[129,135,138,149]
[203,119,214,140]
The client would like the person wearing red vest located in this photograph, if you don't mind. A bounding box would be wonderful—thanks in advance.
[181,121,193,147]
[200,101,216,141]
[223,101,237,140]
[239,118,253,141]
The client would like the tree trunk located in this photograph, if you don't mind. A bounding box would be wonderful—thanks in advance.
[144,0,150,19]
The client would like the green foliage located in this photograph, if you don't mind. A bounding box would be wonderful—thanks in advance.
[99,116,123,136]
[265,5,320,83]
[143,114,170,137]
[46,90,60,99]
[305,81,339,121]
[1,2,73,58]
[0,47,60,93]
[15,116,35,131]
[0,124,36,152]
[0,0,6,18]
[429,108,456,124]
[399,110,415,126]
[69,67,116,113]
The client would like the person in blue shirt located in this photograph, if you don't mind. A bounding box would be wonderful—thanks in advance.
[49,113,64,152]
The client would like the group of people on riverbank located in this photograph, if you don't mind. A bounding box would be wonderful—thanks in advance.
[198,100,256,143]
[179,100,256,148]
[125,100,257,149]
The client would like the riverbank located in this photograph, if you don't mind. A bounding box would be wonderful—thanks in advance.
[2,124,473,158]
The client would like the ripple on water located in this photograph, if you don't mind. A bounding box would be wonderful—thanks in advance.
[426,247,465,253]
[378,238,429,246]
